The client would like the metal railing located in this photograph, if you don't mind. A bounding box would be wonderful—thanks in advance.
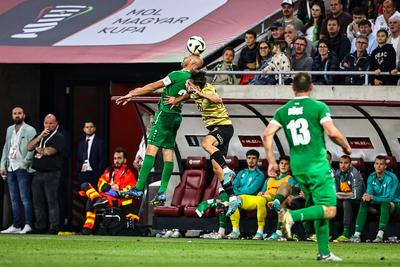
[205,70,399,85]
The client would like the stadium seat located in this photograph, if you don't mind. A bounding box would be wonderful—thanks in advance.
[385,156,398,175]
[153,157,207,217]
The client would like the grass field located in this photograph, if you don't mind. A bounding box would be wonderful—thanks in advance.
[0,235,399,267]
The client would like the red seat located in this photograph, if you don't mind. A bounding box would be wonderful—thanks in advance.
[385,156,398,174]
[153,157,207,217]
[225,155,239,171]
[351,157,366,178]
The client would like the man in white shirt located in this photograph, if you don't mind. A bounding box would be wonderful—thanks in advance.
[388,13,400,66]
[0,107,36,234]
[350,20,378,54]
[372,0,400,37]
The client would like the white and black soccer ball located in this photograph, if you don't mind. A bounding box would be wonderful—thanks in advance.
[187,36,206,55]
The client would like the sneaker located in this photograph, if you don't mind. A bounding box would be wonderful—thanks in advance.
[265,232,287,241]
[150,192,166,206]
[155,229,168,238]
[200,232,224,239]
[120,186,143,198]
[80,227,92,235]
[19,224,32,234]
[317,253,342,262]
[227,231,240,240]
[372,235,383,243]
[226,198,242,217]
[333,235,350,243]
[306,234,317,242]
[350,235,361,243]
[279,208,294,239]
[162,230,174,238]
[223,170,236,185]
[270,199,281,212]
[252,232,264,240]
[1,225,21,234]
[171,229,182,238]
[92,197,109,210]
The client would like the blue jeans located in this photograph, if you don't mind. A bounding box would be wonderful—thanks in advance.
[7,169,33,227]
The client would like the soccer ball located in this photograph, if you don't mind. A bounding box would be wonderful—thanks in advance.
[187,36,206,55]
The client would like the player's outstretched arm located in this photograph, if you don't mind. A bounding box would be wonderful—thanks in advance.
[164,93,190,109]
[322,120,352,155]
[263,122,281,177]
[116,80,165,105]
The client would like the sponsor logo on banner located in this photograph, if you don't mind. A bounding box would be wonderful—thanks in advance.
[238,135,263,147]
[55,0,227,46]
[346,137,374,149]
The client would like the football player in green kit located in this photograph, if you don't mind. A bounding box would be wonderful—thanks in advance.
[116,55,203,205]
[263,72,352,261]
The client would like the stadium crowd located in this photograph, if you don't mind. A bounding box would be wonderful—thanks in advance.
[208,0,400,86]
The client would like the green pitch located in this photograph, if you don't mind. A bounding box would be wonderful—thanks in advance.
[0,235,399,267]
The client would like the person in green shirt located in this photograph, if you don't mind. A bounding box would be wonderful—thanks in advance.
[263,72,351,262]
[116,55,203,205]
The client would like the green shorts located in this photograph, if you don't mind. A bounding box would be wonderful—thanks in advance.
[147,111,182,149]
[294,169,336,207]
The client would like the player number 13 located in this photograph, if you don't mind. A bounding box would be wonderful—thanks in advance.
[287,118,311,146]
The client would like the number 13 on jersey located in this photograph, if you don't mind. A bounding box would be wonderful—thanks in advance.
[287,118,311,146]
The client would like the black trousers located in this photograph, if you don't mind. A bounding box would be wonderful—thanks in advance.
[32,170,61,230]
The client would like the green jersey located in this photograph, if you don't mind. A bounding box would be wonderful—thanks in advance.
[159,70,191,114]
[271,96,331,175]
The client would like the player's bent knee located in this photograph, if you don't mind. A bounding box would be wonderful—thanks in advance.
[323,206,337,219]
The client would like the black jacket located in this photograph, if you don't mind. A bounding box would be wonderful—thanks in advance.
[327,34,351,62]
[369,43,397,85]
[238,44,258,70]
[340,51,370,85]
[312,52,340,85]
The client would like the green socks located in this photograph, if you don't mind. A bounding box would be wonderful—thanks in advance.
[355,202,368,232]
[343,227,350,237]
[159,161,174,193]
[290,205,324,222]
[135,155,155,191]
[314,219,330,255]
[379,202,390,231]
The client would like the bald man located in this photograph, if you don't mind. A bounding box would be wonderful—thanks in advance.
[116,55,203,206]
[28,114,65,234]
[1,107,36,234]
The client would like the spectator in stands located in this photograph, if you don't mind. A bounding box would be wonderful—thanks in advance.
[27,114,65,234]
[291,36,314,71]
[277,0,304,31]
[320,0,353,38]
[238,30,258,71]
[0,107,36,234]
[350,19,378,54]
[79,147,137,235]
[77,120,106,187]
[303,1,326,47]
[225,150,266,240]
[326,17,351,61]
[267,21,285,43]
[261,40,292,85]
[370,28,398,85]
[297,0,326,25]
[285,25,316,57]
[388,13,400,66]
[340,35,371,85]
[333,155,365,242]
[373,0,400,37]
[350,155,400,243]
[250,41,273,85]
[312,38,340,84]
[346,6,369,42]
[207,47,240,85]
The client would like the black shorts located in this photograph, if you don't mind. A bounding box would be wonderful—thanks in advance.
[206,124,234,156]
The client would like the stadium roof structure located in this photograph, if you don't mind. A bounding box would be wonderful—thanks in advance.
[0,0,281,63]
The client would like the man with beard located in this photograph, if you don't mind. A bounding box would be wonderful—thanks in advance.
[27,114,65,234]
[1,107,36,234]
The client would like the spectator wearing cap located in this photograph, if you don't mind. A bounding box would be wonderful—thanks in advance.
[277,0,304,32]
[290,36,313,71]
[284,25,316,57]
[320,0,352,38]
[325,17,351,62]
[238,30,258,71]
[388,13,400,66]
[350,19,378,54]
[297,0,326,25]
[303,1,326,47]
[372,0,400,37]
[369,28,398,85]
[267,21,284,43]
[312,38,340,85]
[340,35,371,85]
[346,6,368,42]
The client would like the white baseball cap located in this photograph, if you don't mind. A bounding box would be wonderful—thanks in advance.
[282,0,294,6]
